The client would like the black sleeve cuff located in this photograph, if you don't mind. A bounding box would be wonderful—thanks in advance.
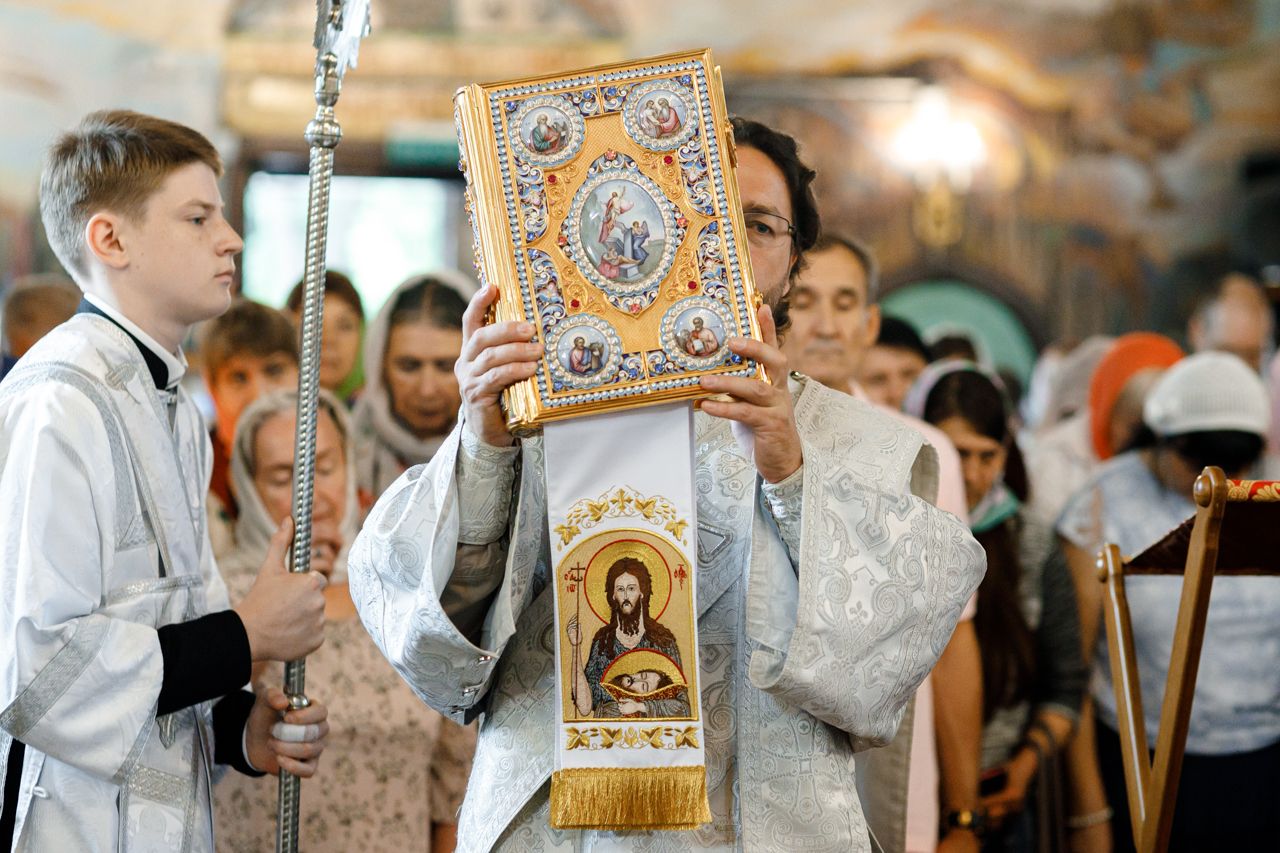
[156,610,252,715]
[212,689,265,777]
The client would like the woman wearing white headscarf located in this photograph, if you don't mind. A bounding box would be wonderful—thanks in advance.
[351,271,473,502]
[213,389,472,852]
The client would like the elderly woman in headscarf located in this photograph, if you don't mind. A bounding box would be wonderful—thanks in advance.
[351,272,472,503]
[213,389,471,852]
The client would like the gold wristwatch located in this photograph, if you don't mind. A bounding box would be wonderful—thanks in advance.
[945,809,983,833]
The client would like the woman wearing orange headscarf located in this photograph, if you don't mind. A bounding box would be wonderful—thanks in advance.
[1026,334,1182,526]
[1087,333,1185,461]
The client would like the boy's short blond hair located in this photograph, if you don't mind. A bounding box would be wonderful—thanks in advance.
[39,110,222,282]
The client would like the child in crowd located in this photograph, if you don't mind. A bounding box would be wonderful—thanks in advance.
[201,298,299,556]
[285,270,365,403]
[0,275,79,380]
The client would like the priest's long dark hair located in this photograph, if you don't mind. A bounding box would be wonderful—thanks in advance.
[923,369,1035,721]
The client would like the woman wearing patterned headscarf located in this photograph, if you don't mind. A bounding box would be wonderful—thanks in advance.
[213,389,471,851]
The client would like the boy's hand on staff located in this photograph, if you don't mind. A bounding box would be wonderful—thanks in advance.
[456,284,542,448]
[244,686,329,778]
[234,518,327,662]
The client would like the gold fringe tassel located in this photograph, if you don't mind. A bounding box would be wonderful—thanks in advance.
[550,765,712,830]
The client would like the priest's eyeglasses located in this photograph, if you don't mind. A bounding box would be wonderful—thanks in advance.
[742,210,796,251]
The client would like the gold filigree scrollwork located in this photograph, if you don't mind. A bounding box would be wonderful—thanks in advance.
[559,279,594,315]
[554,485,690,547]
[634,151,662,171]
[634,151,683,202]
[544,163,580,214]
[665,256,701,303]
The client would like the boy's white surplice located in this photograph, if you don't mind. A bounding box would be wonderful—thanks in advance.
[349,376,986,852]
[0,315,227,852]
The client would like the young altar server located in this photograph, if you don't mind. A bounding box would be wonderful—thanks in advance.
[0,110,329,852]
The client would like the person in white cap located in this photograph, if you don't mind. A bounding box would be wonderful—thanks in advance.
[1056,351,1280,853]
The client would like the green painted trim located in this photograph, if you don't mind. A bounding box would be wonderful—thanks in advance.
[882,280,1037,383]
[385,138,460,171]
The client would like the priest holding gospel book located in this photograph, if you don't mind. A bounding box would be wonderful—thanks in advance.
[350,105,986,849]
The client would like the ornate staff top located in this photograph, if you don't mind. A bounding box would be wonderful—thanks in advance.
[315,0,371,77]
[306,0,372,145]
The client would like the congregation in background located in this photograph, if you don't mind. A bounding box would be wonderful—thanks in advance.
[775,225,1280,853]
[1,106,1277,853]
[7,231,1275,853]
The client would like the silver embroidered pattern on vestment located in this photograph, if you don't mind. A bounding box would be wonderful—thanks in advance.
[0,615,111,738]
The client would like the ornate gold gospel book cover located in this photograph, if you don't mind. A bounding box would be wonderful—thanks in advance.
[454,48,765,429]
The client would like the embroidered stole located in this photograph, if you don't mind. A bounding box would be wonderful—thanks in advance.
[542,403,711,829]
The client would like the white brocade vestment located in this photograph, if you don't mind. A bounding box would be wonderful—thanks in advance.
[348,377,986,852]
[0,315,229,852]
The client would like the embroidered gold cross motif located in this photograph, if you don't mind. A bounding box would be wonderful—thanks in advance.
[556,485,689,546]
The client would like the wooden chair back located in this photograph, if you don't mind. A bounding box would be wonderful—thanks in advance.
[1096,467,1280,853]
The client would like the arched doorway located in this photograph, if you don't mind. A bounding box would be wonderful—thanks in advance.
[881,278,1040,384]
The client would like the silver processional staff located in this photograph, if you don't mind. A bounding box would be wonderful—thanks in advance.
[278,2,371,852]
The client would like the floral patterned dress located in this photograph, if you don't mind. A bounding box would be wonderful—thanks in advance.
[213,582,475,852]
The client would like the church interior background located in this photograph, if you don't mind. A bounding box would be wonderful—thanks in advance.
[3,0,1279,386]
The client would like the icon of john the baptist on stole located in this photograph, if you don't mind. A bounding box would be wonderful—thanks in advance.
[565,556,690,718]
